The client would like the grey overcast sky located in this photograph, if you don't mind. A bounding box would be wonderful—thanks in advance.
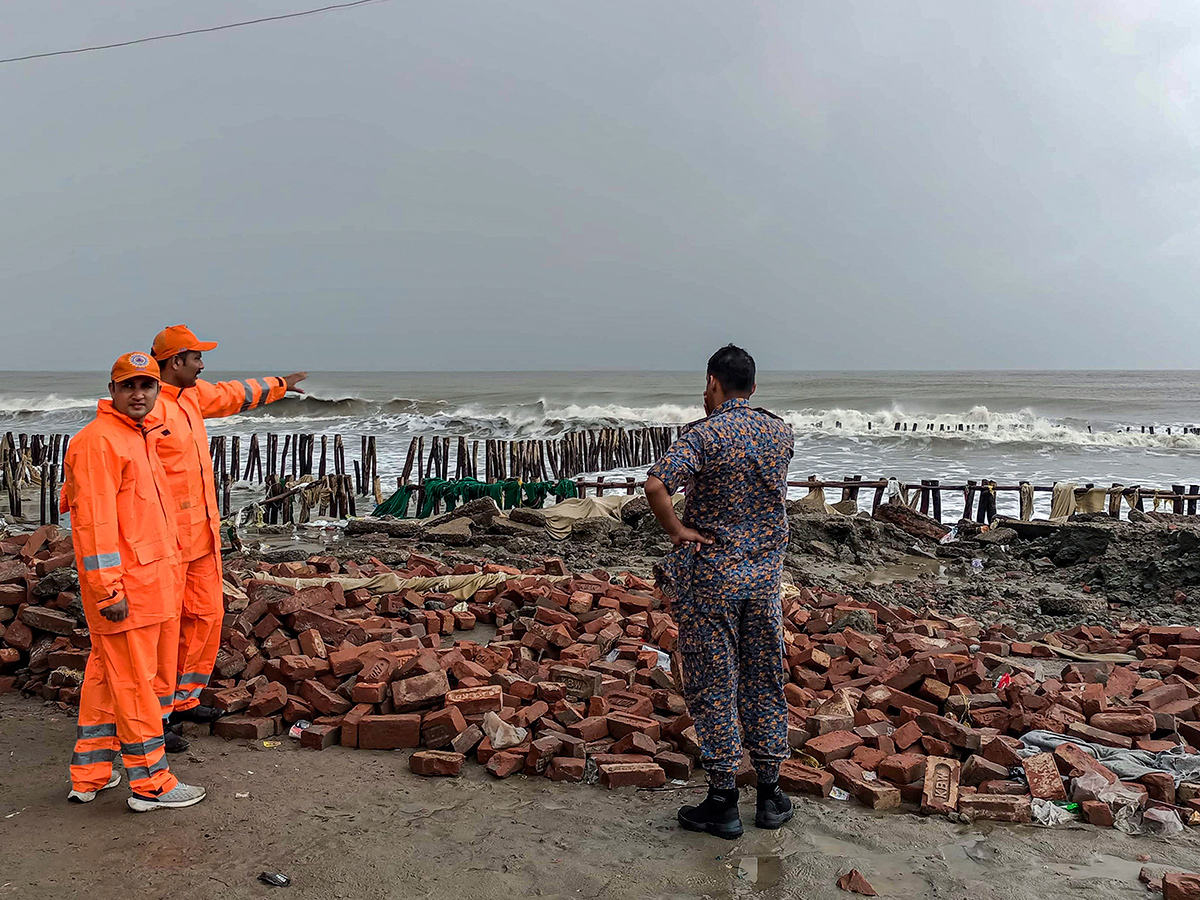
[2,1,1198,371]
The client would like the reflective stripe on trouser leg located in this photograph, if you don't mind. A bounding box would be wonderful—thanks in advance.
[70,650,120,792]
[175,548,222,712]
[734,594,789,785]
[675,595,744,790]
[92,624,178,797]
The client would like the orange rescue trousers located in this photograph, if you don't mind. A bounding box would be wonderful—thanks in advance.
[173,548,223,711]
[71,623,180,796]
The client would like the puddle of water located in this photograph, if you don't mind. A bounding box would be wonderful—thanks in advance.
[859,554,947,585]
[734,856,782,890]
[1042,852,1145,882]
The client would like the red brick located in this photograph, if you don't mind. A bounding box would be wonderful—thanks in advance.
[547,757,586,782]
[444,684,503,716]
[549,665,603,699]
[836,870,877,897]
[300,723,340,750]
[612,732,658,756]
[958,793,1033,823]
[409,750,465,776]
[391,670,450,711]
[921,757,961,814]
[599,762,666,789]
[805,730,863,766]
[486,751,526,778]
[214,715,275,740]
[1163,874,1200,900]
[1022,752,1067,801]
[566,716,610,741]
[606,713,660,741]
[1081,800,1114,827]
[892,720,922,750]
[340,703,372,748]
[1066,720,1133,749]
[655,751,694,780]
[1140,772,1176,805]
[1053,742,1118,783]
[978,780,1030,796]
[248,682,287,717]
[421,707,467,749]
[877,753,926,785]
[962,755,1009,787]
[299,680,352,716]
[1089,710,1156,736]
[778,759,834,797]
[358,714,422,750]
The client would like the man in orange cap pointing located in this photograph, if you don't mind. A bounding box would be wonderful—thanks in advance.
[63,353,206,811]
[150,325,307,749]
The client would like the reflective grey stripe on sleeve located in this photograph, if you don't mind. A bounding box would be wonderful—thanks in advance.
[258,378,274,405]
[238,380,255,412]
[177,672,210,688]
[71,748,117,766]
[159,694,175,708]
[120,735,165,757]
[76,723,117,740]
[125,755,170,782]
[83,552,121,571]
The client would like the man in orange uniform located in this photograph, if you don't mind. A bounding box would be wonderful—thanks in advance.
[150,325,307,748]
[64,353,206,812]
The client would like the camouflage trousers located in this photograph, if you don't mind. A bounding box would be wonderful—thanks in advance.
[675,593,789,791]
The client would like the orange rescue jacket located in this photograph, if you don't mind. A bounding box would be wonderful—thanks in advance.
[155,377,287,562]
[61,400,181,634]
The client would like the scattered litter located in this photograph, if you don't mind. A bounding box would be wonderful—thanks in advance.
[830,787,851,801]
[288,721,311,740]
[257,872,291,888]
[235,792,251,800]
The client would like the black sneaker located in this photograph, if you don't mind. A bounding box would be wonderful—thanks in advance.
[163,723,190,754]
[169,705,222,725]
[755,781,794,829]
[678,788,743,840]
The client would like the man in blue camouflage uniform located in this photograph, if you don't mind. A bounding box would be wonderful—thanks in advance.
[646,345,794,839]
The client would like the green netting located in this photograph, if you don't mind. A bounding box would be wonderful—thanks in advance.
[372,477,580,519]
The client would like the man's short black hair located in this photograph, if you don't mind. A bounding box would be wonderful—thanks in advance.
[707,344,755,392]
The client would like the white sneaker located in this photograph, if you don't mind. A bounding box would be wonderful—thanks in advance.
[67,770,122,803]
[126,781,206,813]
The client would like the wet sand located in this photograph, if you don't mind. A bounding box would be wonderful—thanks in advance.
[2,696,1198,900]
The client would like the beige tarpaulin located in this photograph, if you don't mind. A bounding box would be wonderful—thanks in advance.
[534,494,686,540]
[1050,482,1077,520]
[1019,482,1035,521]
[792,485,838,514]
[1076,487,1108,514]
[537,495,639,540]
[253,571,570,601]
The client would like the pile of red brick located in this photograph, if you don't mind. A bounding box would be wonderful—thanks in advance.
[776,586,1200,825]
[3,525,1200,828]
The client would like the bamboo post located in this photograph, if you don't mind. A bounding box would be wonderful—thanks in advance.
[1173,484,1186,515]
[930,479,941,522]
[964,480,977,520]
[919,480,931,516]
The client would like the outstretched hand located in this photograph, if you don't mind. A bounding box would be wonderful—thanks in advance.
[282,372,308,394]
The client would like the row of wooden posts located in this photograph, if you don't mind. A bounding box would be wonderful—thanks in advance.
[8,429,1200,527]
[1,433,67,525]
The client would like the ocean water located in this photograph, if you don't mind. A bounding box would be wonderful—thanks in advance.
[3,370,1199,520]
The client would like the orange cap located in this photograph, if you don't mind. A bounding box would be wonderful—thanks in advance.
[150,324,218,361]
[110,352,161,384]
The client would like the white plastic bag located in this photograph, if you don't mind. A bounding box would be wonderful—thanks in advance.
[482,711,527,749]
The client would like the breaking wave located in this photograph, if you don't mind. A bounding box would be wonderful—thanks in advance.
[5,390,1200,451]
